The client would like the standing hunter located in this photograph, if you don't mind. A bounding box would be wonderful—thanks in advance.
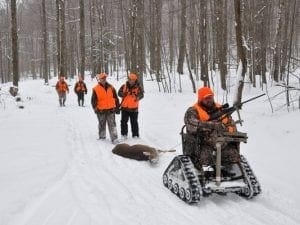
[91,73,120,144]
[118,73,144,139]
[184,86,240,172]
[55,75,69,107]
[74,75,87,107]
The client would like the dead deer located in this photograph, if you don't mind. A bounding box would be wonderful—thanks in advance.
[112,143,175,164]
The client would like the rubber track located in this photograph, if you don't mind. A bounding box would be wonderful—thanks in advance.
[163,155,202,204]
[239,155,262,198]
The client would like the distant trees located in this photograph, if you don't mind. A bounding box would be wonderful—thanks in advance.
[0,0,299,95]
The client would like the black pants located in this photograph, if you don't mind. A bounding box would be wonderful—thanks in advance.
[77,92,85,106]
[120,110,139,137]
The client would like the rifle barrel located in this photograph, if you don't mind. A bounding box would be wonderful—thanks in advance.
[240,93,266,105]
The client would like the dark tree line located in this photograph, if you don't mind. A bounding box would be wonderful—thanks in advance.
[0,0,299,95]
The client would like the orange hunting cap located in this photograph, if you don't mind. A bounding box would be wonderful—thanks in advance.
[198,87,214,101]
[128,73,138,81]
[98,73,107,79]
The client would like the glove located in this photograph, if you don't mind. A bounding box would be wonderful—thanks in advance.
[94,108,98,114]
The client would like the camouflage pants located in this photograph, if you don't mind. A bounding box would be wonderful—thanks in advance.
[184,136,240,170]
[96,112,118,141]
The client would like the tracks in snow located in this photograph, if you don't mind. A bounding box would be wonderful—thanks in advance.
[9,104,300,225]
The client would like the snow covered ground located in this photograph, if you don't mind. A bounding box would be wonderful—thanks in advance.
[0,74,300,225]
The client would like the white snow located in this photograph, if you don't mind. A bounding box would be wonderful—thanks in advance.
[0,74,300,225]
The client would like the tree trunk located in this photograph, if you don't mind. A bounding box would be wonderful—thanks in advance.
[11,0,19,87]
[234,0,247,105]
[154,0,162,81]
[56,0,61,77]
[0,38,3,83]
[272,0,284,82]
[168,1,175,73]
[89,0,97,77]
[136,0,145,87]
[59,0,67,77]
[79,0,85,78]
[215,0,227,90]
[41,0,48,84]
[129,0,137,73]
[199,0,208,85]
[177,0,186,74]
[149,0,156,76]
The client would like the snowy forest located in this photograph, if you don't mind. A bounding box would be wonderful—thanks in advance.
[0,0,299,99]
[1,1,300,224]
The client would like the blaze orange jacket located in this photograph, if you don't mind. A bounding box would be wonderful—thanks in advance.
[193,103,236,133]
[120,85,140,109]
[74,81,87,94]
[92,84,117,110]
[56,81,69,93]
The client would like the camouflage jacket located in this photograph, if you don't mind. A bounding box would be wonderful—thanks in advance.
[184,106,235,146]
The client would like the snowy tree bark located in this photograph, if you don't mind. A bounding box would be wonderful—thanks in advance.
[234,0,247,105]
[41,0,48,84]
[11,0,19,87]
[79,0,85,78]
[199,0,208,86]
[177,0,186,75]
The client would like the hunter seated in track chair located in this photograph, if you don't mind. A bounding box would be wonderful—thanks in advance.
[181,124,247,180]
[162,87,263,204]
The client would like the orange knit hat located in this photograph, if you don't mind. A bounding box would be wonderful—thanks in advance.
[128,73,138,81]
[198,87,214,101]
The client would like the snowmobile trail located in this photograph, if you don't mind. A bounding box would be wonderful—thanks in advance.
[3,80,300,225]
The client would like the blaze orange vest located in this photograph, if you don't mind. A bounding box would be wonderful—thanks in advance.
[93,84,116,110]
[76,82,86,92]
[121,85,140,109]
[193,103,236,133]
[56,81,68,93]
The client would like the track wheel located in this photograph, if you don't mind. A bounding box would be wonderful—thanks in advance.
[238,187,252,198]
[173,183,179,195]
[163,174,168,187]
[185,188,192,202]
[168,179,173,190]
[179,187,185,200]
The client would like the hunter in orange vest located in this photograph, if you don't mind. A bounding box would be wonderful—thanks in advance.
[184,86,240,168]
[91,73,120,143]
[55,75,69,106]
[74,75,87,106]
[118,73,144,139]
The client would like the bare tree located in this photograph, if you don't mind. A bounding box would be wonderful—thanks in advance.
[177,0,186,75]
[136,0,145,87]
[41,0,48,84]
[272,0,284,82]
[199,0,209,86]
[55,0,61,76]
[214,0,228,90]
[11,0,19,87]
[57,0,67,77]
[79,0,85,78]
[234,0,247,105]
[0,37,3,83]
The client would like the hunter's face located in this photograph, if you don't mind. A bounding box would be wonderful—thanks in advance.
[201,95,214,108]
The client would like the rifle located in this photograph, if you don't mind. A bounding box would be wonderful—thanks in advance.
[209,93,266,125]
